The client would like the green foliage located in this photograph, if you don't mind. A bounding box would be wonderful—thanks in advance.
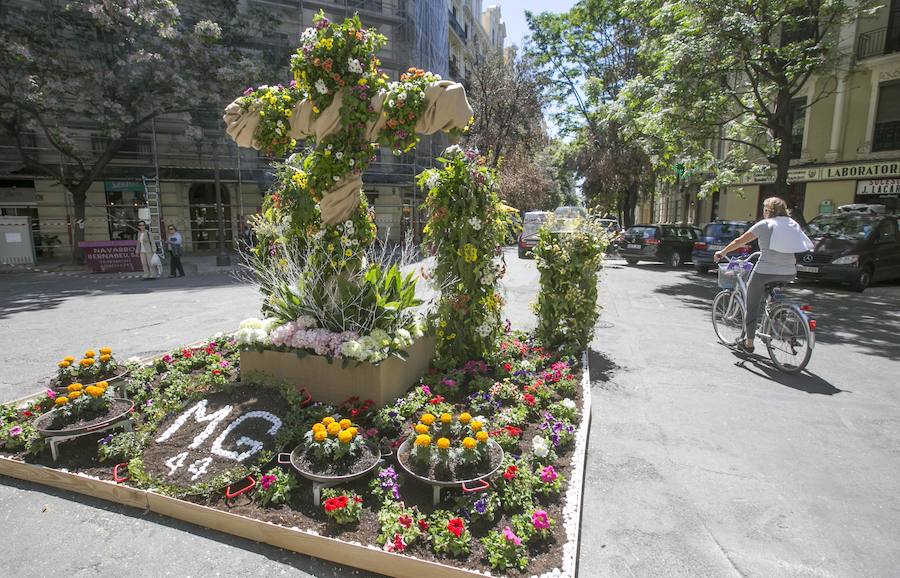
[497,460,538,514]
[255,467,297,507]
[97,431,143,463]
[533,216,607,356]
[419,146,511,367]
[321,487,363,525]
[375,501,425,549]
[481,527,530,571]
[428,509,471,557]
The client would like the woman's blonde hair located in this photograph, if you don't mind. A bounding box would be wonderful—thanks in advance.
[763,196,789,217]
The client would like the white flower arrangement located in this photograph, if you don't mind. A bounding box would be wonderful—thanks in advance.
[315,79,329,94]
[235,317,277,346]
[347,58,363,73]
[468,216,482,231]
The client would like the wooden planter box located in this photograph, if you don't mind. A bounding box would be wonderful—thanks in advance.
[239,336,435,407]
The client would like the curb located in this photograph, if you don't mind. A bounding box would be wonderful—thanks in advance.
[0,264,236,280]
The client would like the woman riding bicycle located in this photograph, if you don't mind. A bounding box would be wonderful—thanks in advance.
[713,197,813,353]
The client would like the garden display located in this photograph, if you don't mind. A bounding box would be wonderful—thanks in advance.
[0,13,606,577]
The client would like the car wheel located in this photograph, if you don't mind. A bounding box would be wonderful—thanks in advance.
[849,264,873,292]
[667,251,682,268]
[694,265,709,274]
[625,258,639,265]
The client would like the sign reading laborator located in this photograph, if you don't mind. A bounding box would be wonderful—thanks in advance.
[738,160,900,184]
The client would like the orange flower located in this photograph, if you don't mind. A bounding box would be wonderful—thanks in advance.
[437,437,451,450]
[338,430,353,444]
[68,391,82,399]
[440,413,452,424]
[84,350,96,358]
[63,356,75,363]
[419,413,436,426]
[462,437,477,450]
[99,354,111,363]
[55,396,69,406]
[314,430,327,442]
[321,416,335,426]
[99,347,112,355]
[327,422,341,436]
[476,431,489,443]
[312,423,326,433]
[57,361,70,368]
[470,420,483,432]
[67,383,83,392]
[458,413,472,424]
[339,418,352,430]
[414,423,429,435]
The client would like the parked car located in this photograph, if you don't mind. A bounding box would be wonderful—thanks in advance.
[620,224,700,267]
[797,209,900,291]
[554,205,587,220]
[692,220,757,274]
[518,211,551,259]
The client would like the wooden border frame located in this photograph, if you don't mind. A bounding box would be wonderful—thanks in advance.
[0,353,593,578]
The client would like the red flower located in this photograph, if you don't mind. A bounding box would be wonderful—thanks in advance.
[398,514,413,528]
[503,465,518,481]
[212,369,221,375]
[523,394,536,406]
[182,348,193,358]
[350,408,359,417]
[429,395,445,405]
[20,410,33,417]
[418,518,429,531]
[324,495,349,512]
[503,363,512,372]
[505,425,522,437]
[447,517,465,538]
[353,496,363,503]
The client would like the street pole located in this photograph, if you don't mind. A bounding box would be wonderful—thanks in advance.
[213,141,230,266]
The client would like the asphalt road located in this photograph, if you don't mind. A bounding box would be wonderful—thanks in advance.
[2,252,899,577]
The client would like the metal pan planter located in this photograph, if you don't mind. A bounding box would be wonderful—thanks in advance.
[278,439,387,504]
[33,398,134,437]
[395,438,504,505]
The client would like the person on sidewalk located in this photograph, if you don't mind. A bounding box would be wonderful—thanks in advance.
[713,196,814,353]
[136,220,157,281]
[167,224,186,278]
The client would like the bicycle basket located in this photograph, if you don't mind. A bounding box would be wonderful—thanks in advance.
[718,261,752,289]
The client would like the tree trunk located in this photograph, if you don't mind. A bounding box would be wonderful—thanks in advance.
[772,89,794,200]
[70,187,89,264]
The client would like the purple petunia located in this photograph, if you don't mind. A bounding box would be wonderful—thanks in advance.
[377,466,401,500]
[98,434,113,445]
[473,496,488,515]
[8,426,22,438]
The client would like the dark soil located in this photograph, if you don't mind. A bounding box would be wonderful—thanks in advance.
[50,366,126,391]
[142,387,289,487]
[396,441,503,483]
[290,443,379,478]
[36,399,134,433]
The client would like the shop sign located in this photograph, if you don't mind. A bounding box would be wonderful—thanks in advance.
[736,160,900,185]
[78,240,142,273]
[856,178,900,196]
[104,181,146,193]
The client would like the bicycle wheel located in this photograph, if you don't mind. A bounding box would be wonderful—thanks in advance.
[712,290,745,345]
[765,306,812,374]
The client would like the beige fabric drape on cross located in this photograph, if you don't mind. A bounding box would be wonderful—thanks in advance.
[223,81,473,225]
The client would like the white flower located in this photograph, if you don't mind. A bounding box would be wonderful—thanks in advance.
[332,175,340,182]
[396,328,411,342]
[476,323,492,337]
[347,58,363,73]
[295,315,318,330]
[397,92,406,101]
[468,216,482,231]
[335,151,343,159]
[239,317,264,330]
[315,79,328,94]
[561,398,576,410]
[371,329,390,347]
[301,27,317,43]
[425,172,440,190]
[341,340,363,359]
[125,356,143,366]
[349,159,355,166]
[344,220,354,230]
[532,435,550,458]
[193,20,222,40]
[387,99,395,108]
[443,144,462,157]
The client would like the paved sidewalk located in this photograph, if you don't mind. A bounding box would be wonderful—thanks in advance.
[1,252,242,280]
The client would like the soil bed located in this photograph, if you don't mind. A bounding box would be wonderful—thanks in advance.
[289,442,379,479]
[50,366,127,391]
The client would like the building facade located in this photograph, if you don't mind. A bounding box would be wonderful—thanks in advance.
[642,1,900,226]
[1,0,504,259]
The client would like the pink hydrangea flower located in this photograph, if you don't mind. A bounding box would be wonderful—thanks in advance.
[540,465,558,483]
[502,526,521,546]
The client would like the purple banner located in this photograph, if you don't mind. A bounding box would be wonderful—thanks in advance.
[79,240,142,273]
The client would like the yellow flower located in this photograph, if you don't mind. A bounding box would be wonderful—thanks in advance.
[322,416,335,426]
[67,383,83,392]
[312,105,320,114]
[55,396,69,406]
[58,361,70,368]
[68,391,82,399]
[312,423,326,433]
[99,347,112,355]
[291,171,308,188]
[462,437,477,450]
[357,78,367,86]
[80,358,95,367]
[440,413,452,424]
[326,243,334,252]
[414,434,431,447]
[470,421,483,432]
[347,427,358,437]
[344,249,353,257]
[314,430,327,442]
[327,422,341,436]
[84,350,96,358]
[339,418,352,430]
[458,413,472,425]
[419,413,436,426]
[437,437,451,450]
[63,356,75,363]
[85,386,103,399]
[285,109,292,117]
[414,423,429,435]
[338,429,353,444]
[96,381,108,389]
[476,431,489,443]
[99,354,111,363]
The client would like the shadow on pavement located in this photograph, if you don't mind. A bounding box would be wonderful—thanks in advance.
[732,351,846,395]
[588,349,620,383]
[0,273,251,320]
[0,475,379,577]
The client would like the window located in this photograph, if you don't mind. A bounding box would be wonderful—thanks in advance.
[790,97,806,159]
[874,79,900,151]
[875,219,898,243]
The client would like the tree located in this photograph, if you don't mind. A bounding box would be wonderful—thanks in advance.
[0,0,276,261]
[464,49,545,168]
[619,0,867,199]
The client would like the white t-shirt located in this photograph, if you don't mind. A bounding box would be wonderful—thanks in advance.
[749,218,798,275]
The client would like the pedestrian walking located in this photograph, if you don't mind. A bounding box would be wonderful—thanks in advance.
[167,224,186,278]
[136,220,157,281]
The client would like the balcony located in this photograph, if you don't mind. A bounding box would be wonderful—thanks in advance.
[449,57,461,80]
[873,120,900,152]
[857,26,900,60]
[449,10,467,43]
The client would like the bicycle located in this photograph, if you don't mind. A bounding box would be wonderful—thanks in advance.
[711,252,816,374]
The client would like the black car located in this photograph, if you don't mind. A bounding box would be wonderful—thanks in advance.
[692,220,758,274]
[797,211,900,291]
[621,224,700,268]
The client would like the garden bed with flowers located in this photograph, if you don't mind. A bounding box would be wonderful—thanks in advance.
[0,331,590,577]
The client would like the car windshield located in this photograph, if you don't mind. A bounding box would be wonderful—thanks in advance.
[806,216,876,240]
[522,223,542,238]
[703,223,747,239]
[627,226,657,239]
[554,206,586,219]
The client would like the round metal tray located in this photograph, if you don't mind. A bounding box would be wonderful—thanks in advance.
[395,437,504,488]
[34,398,134,437]
[278,439,385,484]
[52,369,130,393]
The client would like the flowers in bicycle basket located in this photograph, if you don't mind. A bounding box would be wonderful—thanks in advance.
[409,411,490,468]
[304,415,364,465]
